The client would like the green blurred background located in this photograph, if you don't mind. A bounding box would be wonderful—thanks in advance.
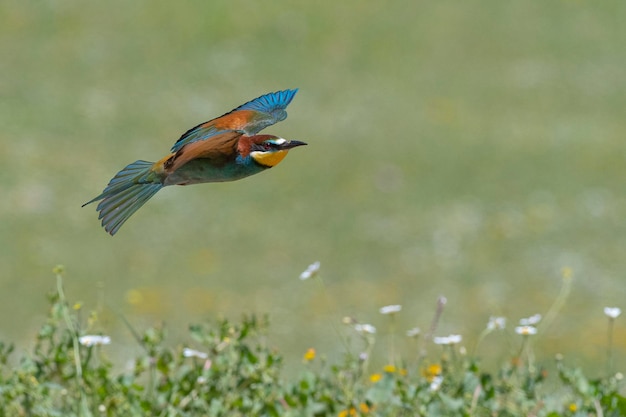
[1,1,625,372]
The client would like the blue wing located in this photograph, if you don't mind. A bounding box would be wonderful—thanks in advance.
[170,89,298,153]
[234,88,298,114]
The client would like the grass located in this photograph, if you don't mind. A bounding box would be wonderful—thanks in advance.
[1,0,626,377]
[0,266,624,416]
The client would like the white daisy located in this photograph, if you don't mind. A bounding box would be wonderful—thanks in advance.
[182,348,209,359]
[433,334,462,345]
[299,261,321,280]
[79,335,111,347]
[487,316,506,331]
[604,307,622,319]
[406,327,421,337]
[519,314,542,326]
[429,375,444,391]
[515,325,537,336]
[354,323,377,334]
[379,305,402,315]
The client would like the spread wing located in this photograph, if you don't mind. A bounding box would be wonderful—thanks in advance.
[166,131,244,172]
[170,89,298,153]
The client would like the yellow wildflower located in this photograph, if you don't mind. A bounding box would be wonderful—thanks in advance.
[303,348,316,362]
[369,373,382,383]
[125,289,144,305]
[561,266,572,280]
[383,364,396,373]
[423,364,442,382]
[338,403,371,416]
[338,408,357,417]
[568,403,577,412]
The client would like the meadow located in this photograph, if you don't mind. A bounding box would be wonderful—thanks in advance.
[1,0,625,410]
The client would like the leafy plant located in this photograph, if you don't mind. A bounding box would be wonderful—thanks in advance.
[0,267,623,416]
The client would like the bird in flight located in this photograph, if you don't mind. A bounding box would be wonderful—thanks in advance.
[83,89,305,235]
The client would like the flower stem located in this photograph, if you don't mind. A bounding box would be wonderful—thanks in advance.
[540,271,572,334]
[314,275,349,352]
[55,268,83,380]
[54,266,92,417]
[388,314,396,365]
[472,327,491,356]
[607,317,615,376]
[419,296,446,362]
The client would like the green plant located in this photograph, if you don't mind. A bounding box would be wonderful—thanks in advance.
[0,266,624,416]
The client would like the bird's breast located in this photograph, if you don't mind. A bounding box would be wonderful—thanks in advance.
[163,157,267,186]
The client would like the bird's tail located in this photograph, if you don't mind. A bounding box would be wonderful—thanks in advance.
[83,160,163,235]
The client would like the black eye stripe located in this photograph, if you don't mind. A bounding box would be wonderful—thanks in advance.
[254,142,279,152]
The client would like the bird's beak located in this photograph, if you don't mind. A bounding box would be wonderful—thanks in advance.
[283,140,307,149]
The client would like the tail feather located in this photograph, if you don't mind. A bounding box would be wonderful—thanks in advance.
[83,160,163,235]
[98,183,162,235]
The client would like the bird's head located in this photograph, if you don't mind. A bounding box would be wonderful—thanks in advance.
[249,135,307,167]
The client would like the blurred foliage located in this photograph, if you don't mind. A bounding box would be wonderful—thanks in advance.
[0,272,625,416]
[1,0,625,372]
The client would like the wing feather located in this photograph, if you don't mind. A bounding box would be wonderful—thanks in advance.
[166,131,243,172]
[170,89,298,153]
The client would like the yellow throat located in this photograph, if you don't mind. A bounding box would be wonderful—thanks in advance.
[250,149,289,167]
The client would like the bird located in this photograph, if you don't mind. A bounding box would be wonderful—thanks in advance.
[83,89,306,235]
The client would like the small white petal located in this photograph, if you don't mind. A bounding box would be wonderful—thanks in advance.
[519,314,542,325]
[79,335,111,346]
[299,261,321,280]
[406,327,421,337]
[515,325,537,336]
[354,323,376,334]
[604,307,622,319]
[429,375,444,391]
[183,348,209,359]
[434,334,462,345]
[487,316,506,331]
[379,305,402,315]
[433,336,450,345]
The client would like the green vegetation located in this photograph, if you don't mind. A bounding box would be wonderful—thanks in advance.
[0,267,623,416]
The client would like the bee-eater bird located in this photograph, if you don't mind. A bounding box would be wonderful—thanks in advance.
[83,89,306,235]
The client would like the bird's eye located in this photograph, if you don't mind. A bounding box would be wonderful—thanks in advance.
[263,142,273,150]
